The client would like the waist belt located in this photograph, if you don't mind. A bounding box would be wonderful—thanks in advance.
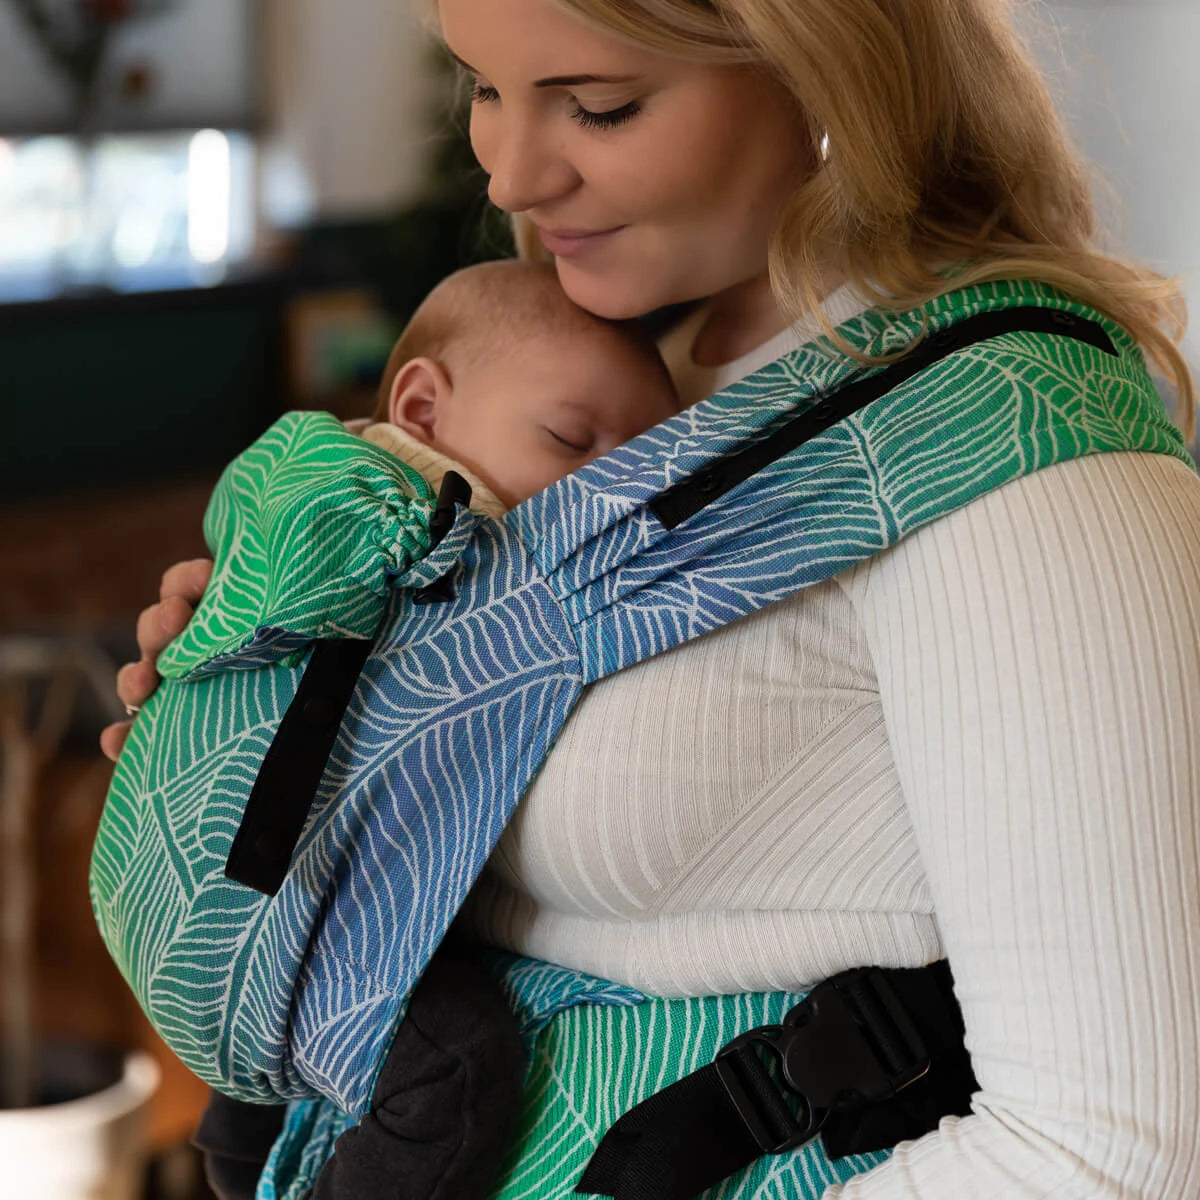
[578,961,976,1200]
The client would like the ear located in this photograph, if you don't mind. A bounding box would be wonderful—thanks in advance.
[388,357,453,443]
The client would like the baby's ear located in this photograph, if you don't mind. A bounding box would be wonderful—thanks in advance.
[389,357,453,443]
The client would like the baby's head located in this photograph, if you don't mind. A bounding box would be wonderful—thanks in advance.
[374,261,679,508]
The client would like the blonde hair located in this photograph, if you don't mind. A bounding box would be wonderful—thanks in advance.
[374,259,673,420]
[507,0,1195,440]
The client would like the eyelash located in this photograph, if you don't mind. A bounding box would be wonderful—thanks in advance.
[548,429,591,453]
[470,82,641,131]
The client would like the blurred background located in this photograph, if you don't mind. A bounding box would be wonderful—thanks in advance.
[0,1,1196,1197]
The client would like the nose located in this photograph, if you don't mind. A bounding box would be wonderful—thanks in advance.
[475,111,578,214]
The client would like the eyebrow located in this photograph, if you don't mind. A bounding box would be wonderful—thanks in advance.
[446,49,637,88]
[550,399,606,424]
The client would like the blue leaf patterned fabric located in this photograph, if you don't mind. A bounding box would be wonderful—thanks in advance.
[90,280,1193,1197]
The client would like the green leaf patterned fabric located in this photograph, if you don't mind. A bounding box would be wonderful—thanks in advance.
[158,411,436,678]
[256,957,891,1200]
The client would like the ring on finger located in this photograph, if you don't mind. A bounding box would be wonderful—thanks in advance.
[124,703,142,717]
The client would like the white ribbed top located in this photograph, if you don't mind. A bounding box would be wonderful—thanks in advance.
[659,282,872,407]
[460,301,1200,1194]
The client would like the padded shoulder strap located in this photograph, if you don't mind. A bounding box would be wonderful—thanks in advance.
[510,289,1190,684]
[649,306,1118,530]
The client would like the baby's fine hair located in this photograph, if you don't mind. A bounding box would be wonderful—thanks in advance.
[373,260,673,421]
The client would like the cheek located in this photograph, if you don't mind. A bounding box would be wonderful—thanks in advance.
[598,124,728,225]
[599,87,799,236]
[682,94,801,225]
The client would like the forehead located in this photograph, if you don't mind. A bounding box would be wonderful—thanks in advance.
[494,324,635,385]
[505,323,619,379]
[520,329,671,417]
[437,0,667,76]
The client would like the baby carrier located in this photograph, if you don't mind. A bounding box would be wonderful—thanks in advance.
[91,280,1192,1197]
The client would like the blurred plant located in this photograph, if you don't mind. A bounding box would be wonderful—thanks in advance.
[372,44,514,317]
[424,47,514,260]
[300,43,515,330]
[7,0,178,132]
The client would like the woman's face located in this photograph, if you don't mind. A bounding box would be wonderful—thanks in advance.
[437,0,813,319]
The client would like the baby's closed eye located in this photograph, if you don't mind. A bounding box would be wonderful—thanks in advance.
[545,427,594,454]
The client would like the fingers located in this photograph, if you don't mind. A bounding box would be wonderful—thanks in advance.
[116,659,159,709]
[135,593,196,663]
[102,559,213,764]
[105,623,182,763]
[108,658,160,764]
[99,720,131,763]
[159,557,213,605]
[137,558,211,660]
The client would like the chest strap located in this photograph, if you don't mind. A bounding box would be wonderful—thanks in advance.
[577,961,977,1200]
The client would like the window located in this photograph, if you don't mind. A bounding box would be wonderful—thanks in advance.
[0,129,255,301]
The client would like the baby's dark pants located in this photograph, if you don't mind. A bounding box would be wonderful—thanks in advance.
[192,946,525,1200]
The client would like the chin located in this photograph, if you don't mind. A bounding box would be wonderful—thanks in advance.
[553,259,675,321]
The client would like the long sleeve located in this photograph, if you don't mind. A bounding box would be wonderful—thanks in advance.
[827,450,1200,1197]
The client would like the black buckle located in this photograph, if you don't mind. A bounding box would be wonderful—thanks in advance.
[413,471,472,606]
[714,967,930,1154]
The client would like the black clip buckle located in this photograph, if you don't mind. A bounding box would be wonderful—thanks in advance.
[715,967,930,1154]
[413,471,472,606]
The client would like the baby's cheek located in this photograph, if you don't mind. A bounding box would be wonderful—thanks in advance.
[526,451,578,498]
[483,456,551,508]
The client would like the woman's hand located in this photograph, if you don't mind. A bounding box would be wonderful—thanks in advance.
[99,558,213,762]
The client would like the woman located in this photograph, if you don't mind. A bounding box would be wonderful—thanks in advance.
[104,0,1200,1195]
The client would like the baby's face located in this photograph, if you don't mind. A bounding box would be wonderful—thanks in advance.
[435,329,677,508]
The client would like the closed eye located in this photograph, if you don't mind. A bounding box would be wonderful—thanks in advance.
[570,100,641,131]
[547,428,592,453]
[468,78,641,132]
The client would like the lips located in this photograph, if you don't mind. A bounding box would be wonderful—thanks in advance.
[535,224,624,258]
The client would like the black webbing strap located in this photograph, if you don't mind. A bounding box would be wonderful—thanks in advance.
[576,962,977,1200]
[225,637,374,896]
[651,306,1118,530]
[223,471,473,897]
[414,470,473,605]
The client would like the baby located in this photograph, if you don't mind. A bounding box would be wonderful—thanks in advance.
[362,257,679,511]
[190,260,679,1200]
